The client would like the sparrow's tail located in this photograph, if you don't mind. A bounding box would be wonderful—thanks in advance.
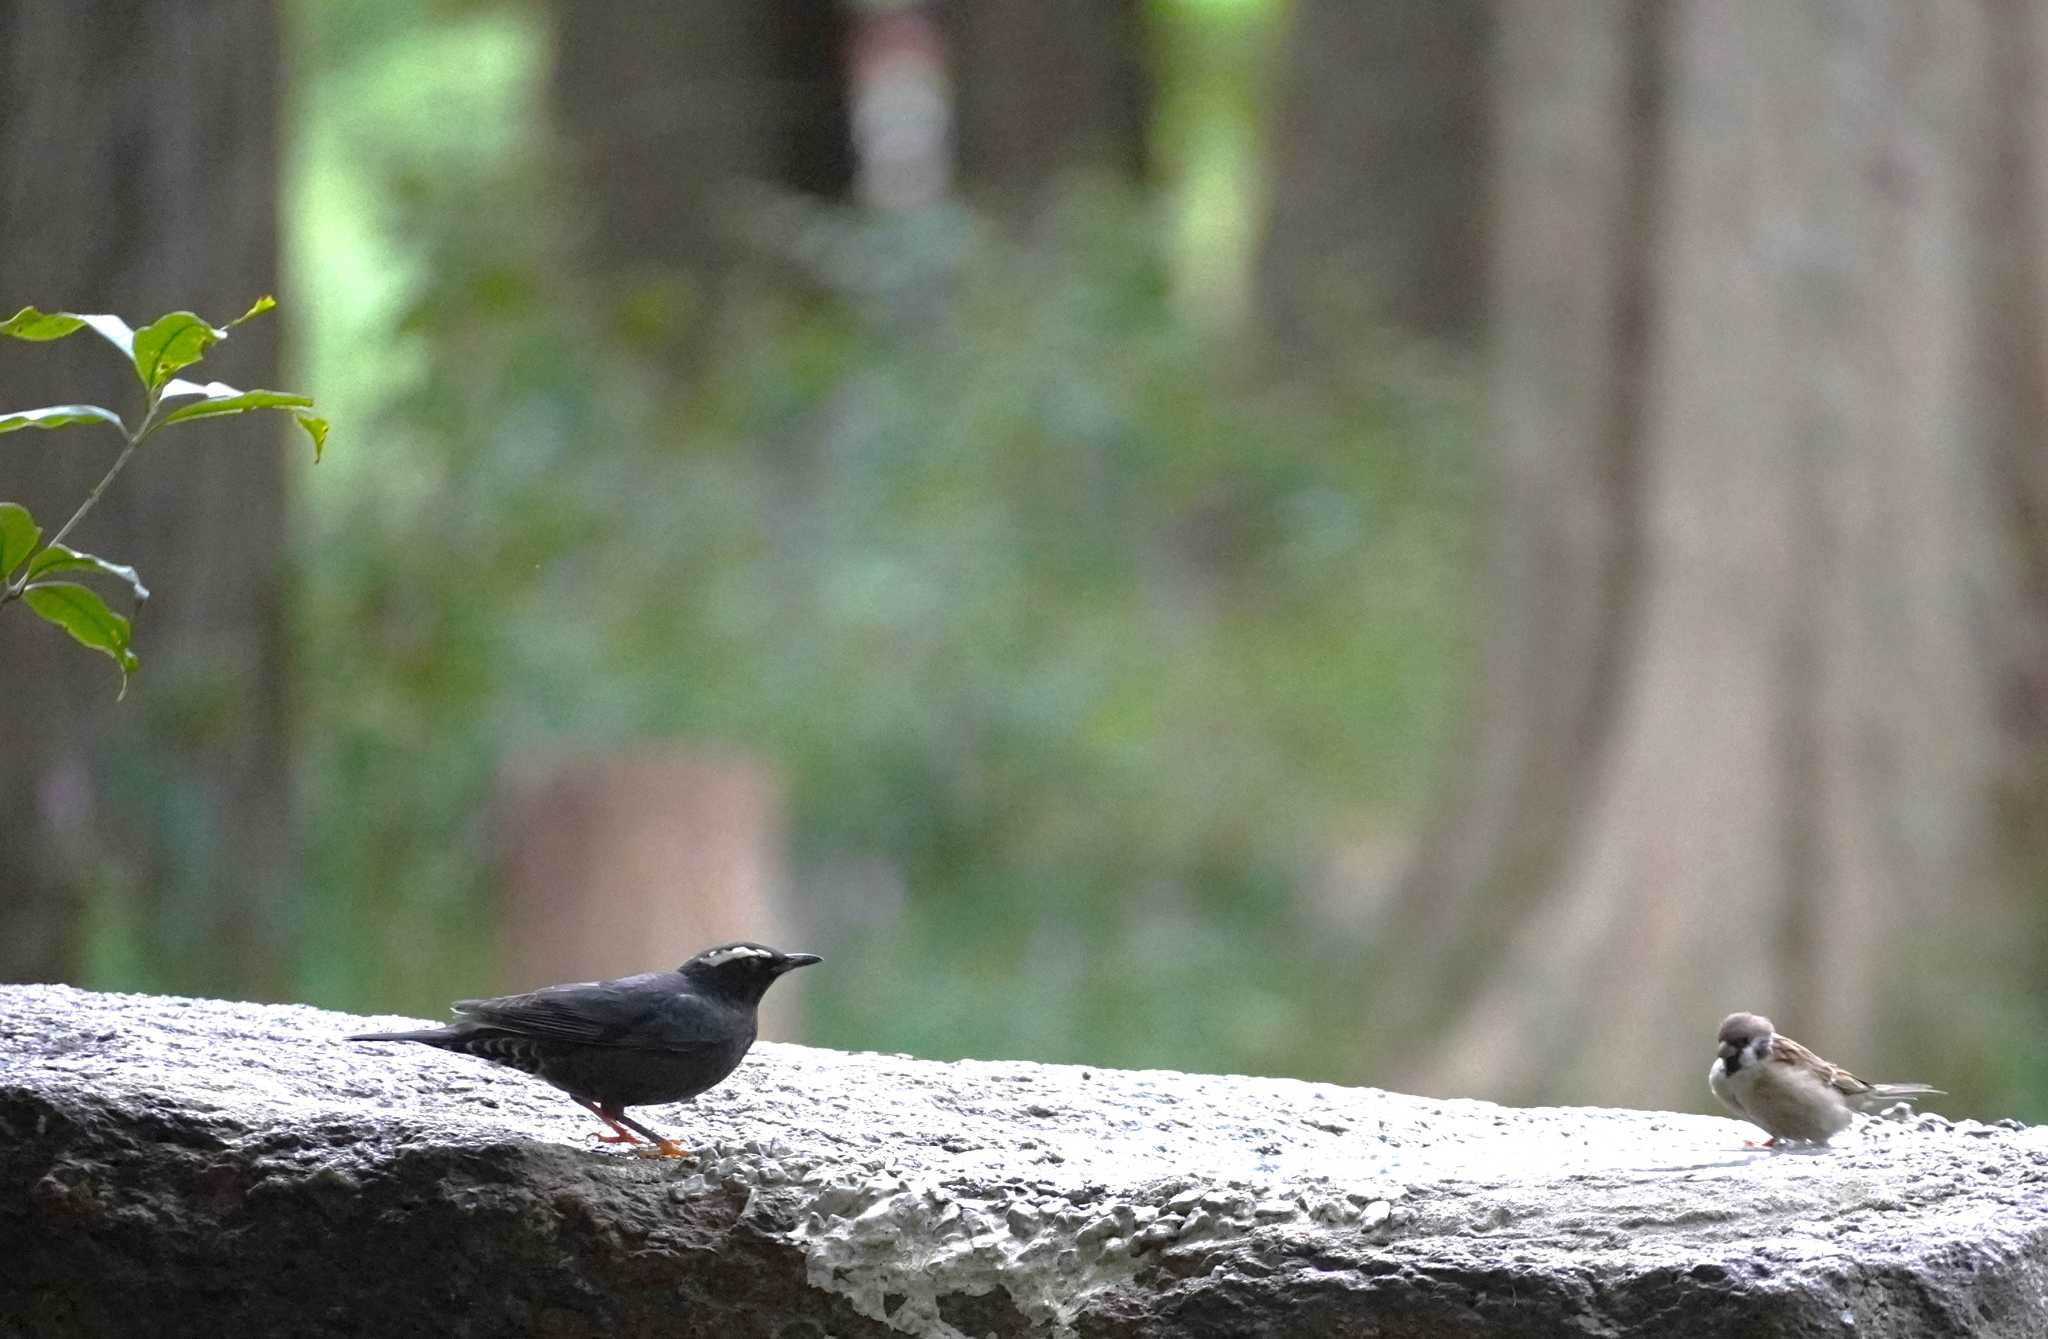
[1856,1082,1945,1108]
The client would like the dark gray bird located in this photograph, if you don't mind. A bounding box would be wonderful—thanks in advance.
[349,941,820,1157]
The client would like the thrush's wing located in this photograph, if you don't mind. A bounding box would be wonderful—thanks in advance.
[452,972,735,1050]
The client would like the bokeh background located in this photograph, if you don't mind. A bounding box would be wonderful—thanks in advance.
[3,0,2045,1120]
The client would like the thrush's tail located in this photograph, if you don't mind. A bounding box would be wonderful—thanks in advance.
[347,1027,461,1044]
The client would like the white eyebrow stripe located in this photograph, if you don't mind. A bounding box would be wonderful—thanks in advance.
[700,945,774,966]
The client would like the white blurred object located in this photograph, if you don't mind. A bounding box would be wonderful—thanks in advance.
[850,3,951,211]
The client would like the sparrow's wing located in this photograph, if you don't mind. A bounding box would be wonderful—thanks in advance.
[1768,1034,1873,1097]
[453,972,731,1049]
[1766,1034,1945,1115]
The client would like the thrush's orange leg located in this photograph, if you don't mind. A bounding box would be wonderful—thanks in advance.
[572,1096,644,1146]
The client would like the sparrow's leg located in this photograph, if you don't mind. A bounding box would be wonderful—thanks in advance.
[604,1104,691,1159]
[572,1095,645,1146]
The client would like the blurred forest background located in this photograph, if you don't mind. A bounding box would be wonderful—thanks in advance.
[3,0,2046,1121]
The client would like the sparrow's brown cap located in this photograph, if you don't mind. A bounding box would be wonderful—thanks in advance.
[1717,1012,1774,1048]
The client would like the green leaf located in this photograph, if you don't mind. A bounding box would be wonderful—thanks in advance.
[129,311,225,391]
[0,306,87,341]
[0,502,40,578]
[2,308,138,355]
[25,544,148,604]
[295,413,329,463]
[159,381,323,458]
[160,377,232,400]
[160,381,314,426]
[23,581,138,693]
[81,313,135,356]
[0,403,125,435]
[227,295,276,328]
[1,300,276,385]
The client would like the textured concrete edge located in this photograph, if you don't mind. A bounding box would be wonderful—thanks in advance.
[6,1081,2047,1339]
[814,1188,2048,1339]
[5,976,2048,1339]
[0,1088,880,1338]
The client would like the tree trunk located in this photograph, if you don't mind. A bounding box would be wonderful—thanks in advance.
[549,1,852,358]
[939,0,1151,214]
[0,3,289,994]
[1382,0,2048,1113]
[1252,0,1491,353]
[492,749,806,1039]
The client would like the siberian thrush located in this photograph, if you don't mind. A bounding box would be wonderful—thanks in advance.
[349,941,820,1156]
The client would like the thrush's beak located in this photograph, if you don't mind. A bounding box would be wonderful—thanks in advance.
[779,953,823,972]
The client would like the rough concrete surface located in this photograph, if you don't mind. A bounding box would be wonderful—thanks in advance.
[1,983,2044,1338]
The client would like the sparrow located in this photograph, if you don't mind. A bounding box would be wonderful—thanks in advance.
[1708,1011,1943,1145]
[349,941,820,1157]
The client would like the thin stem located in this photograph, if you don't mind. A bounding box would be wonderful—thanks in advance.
[42,431,144,556]
[1,397,157,605]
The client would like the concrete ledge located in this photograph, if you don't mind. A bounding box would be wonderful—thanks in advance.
[2,982,2044,1337]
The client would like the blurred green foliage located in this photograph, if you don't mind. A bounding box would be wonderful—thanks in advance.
[285,0,1475,1082]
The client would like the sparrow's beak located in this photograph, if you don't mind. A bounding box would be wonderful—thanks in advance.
[778,953,823,973]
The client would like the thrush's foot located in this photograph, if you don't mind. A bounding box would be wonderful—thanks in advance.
[600,1105,689,1156]
[632,1138,692,1159]
[589,1130,641,1146]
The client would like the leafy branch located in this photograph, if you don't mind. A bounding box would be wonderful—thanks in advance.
[0,296,327,696]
